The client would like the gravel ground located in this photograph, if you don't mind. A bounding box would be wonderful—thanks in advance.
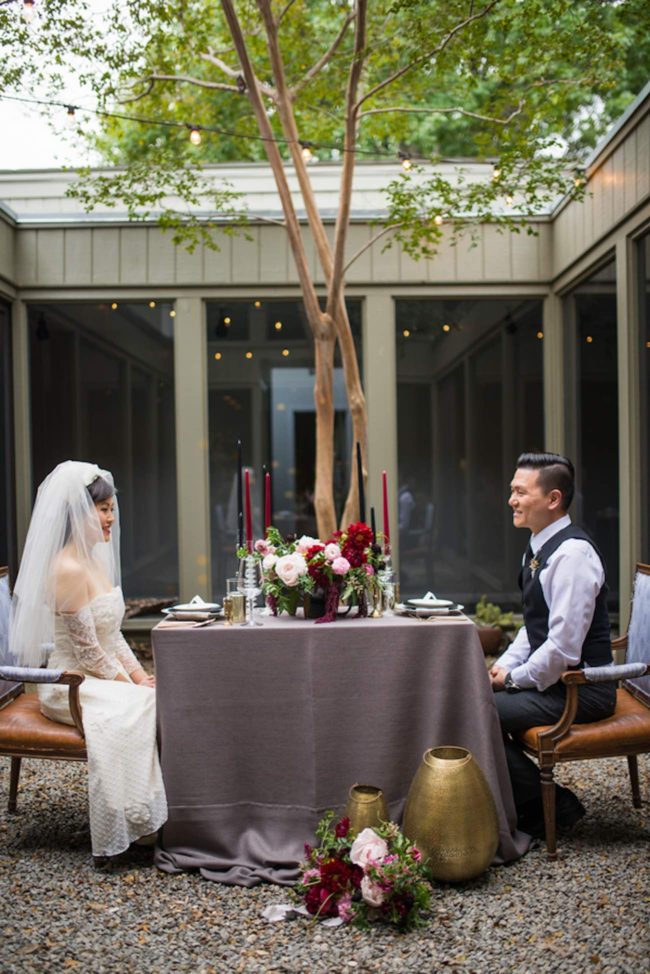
[1,755,648,974]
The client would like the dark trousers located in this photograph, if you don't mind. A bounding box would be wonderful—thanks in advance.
[495,682,616,811]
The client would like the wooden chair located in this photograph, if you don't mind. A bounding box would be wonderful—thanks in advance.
[0,566,87,812]
[516,562,650,859]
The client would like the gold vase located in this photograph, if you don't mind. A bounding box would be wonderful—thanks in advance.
[344,784,389,833]
[402,746,499,882]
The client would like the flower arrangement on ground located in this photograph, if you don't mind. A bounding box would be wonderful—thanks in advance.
[248,523,383,623]
[296,813,431,929]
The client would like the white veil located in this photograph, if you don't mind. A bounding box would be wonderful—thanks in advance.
[9,460,121,667]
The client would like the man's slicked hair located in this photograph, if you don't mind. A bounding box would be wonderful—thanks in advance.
[516,452,575,511]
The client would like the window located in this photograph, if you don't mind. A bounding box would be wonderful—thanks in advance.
[395,298,544,606]
[639,234,650,563]
[28,302,178,599]
[567,259,619,606]
[206,298,362,598]
[0,301,16,579]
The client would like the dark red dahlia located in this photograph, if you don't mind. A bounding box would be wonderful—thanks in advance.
[335,817,351,838]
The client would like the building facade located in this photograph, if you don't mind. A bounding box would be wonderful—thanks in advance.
[1,86,648,621]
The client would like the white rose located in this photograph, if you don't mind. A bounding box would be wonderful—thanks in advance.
[275,552,308,587]
[295,535,319,555]
[361,876,385,908]
[324,543,341,561]
[349,828,389,868]
[262,553,278,573]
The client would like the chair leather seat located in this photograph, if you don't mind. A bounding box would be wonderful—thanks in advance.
[520,688,650,759]
[0,694,86,759]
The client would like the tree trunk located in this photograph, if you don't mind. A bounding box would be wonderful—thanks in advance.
[311,319,337,539]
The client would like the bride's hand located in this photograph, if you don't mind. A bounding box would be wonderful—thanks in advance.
[130,666,156,688]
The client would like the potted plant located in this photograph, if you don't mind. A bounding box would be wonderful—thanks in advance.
[472,596,520,656]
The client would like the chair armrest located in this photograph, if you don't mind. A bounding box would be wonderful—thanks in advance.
[0,666,85,738]
[562,663,649,685]
[611,634,628,651]
[0,666,66,684]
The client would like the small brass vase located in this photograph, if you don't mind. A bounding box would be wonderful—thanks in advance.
[344,784,389,833]
[403,746,499,882]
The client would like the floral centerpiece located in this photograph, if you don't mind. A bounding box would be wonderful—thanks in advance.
[248,522,383,623]
[296,813,431,929]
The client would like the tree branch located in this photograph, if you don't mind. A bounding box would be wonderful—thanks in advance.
[277,0,299,25]
[358,101,525,124]
[290,11,356,98]
[342,223,405,275]
[130,72,241,94]
[355,0,501,110]
[201,48,276,98]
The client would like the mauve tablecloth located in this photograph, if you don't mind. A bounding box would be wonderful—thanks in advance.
[152,613,529,886]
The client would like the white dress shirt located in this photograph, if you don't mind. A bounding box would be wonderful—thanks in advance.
[495,515,606,692]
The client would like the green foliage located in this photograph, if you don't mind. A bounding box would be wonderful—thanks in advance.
[473,595,518,630]
[1,0,647,255]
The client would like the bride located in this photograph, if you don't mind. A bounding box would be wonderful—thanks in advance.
[9,460,167,863]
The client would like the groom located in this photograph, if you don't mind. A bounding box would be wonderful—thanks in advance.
[490,452,616,837]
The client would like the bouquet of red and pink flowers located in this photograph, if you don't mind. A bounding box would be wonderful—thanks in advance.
[297,813,431,929]
[250,522,382,622]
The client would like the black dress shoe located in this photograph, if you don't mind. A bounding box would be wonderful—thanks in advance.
[517,790,586,839]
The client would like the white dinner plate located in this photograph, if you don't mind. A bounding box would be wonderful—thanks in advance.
[169,601,221,613]
[396,603,464,617]
[162,607,222,621]
[407,597,455,609]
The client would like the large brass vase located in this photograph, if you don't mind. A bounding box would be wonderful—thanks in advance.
[344,784,389,833]
[403,747,499,882]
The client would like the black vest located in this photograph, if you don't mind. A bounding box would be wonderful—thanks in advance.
[518,524,612,668]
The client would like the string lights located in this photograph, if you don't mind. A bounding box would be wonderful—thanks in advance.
[398,151,412,171]
[0,92,423,168]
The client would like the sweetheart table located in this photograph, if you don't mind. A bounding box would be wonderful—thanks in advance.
[152,613,529,886]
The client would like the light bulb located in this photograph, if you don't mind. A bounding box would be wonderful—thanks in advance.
[22,0,35,22]
[189,126,202,146]
[399,153,412,171]
[505,195,514,207]
[433,214,443,227]
[245,351,253,359]
[492,166,501,181]
[301,145,314,163]
[442,324,451,333]
[274,321,282,331]
[281,348,290,357]
[66,106,76,128]
[148,300,156,308]
[536,331,544,340]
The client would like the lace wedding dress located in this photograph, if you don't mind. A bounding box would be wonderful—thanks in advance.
[38,587,167,857]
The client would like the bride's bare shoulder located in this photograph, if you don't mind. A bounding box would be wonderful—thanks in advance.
[53,550,90,609]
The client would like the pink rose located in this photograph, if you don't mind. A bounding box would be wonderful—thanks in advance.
[349,828,388,868]
[275,552,308,587]
[364,564,375,576]
[361,876,385,908]
[255,539,275,556]
[262,553,278,573]
[296,535,319,555]
[324,543,341,562]
[337,892,354,922]
[331,556,351,576]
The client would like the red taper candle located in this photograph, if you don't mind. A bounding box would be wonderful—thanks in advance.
[244,468,253,550]
[264,471,272,531]
[382,470,390,553]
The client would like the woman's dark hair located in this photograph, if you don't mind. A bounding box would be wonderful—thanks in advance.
[87,475,115,504]
[516,452,575,510]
